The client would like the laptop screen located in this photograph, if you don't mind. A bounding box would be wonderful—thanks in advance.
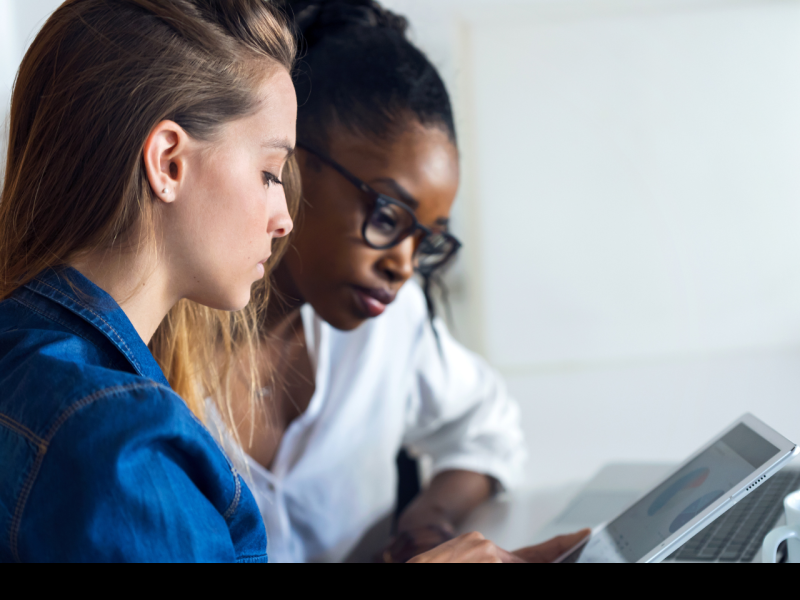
[562,424,780,563]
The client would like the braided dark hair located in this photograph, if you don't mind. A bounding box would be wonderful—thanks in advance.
[281,0,458,331]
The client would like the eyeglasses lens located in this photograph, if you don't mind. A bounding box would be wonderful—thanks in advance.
[364,201,459,271]
[365,202,416,248]
[418,234,455,269]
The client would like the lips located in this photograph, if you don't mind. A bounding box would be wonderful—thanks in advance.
[258,252,272,268]
[352,285,397,318]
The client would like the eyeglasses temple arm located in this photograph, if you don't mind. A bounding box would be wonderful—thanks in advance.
[296,142,375,195]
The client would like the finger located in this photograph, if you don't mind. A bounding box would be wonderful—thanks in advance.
[387,527,457,563]
[554,529,592,551]
[395,539,445,563]
[514,529,592,563]
[408,535,470,563]
[497,547,526,563]
[408,533,506,564]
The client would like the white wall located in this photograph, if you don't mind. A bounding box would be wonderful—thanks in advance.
[388,0,800,488]
[0,0,62,176]
[0,0,19,173]
[470,0,800,368]
[1,0,64,102]
[0,2,20,99]
[4,0,800,490]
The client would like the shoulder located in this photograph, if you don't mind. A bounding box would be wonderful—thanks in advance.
[0,317,205,472]
[0,291,265,562]
[0,315,151,440]
[5,378,256,563]
[0,284,216,473]
[35,377,219,477]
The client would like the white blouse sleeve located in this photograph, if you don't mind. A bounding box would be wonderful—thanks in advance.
[400,283,527,491]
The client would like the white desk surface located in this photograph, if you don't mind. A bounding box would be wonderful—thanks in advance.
[457,462,675,551]
[348,460,797,561]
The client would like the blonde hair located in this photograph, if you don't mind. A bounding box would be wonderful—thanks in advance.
[0,0,298,439]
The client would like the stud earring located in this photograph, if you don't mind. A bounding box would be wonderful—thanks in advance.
[162,187,169,195]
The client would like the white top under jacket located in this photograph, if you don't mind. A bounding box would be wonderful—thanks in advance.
[210,280,527,563]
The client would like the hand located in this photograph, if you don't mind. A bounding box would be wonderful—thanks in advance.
[383,524,456,564]
[407,532,516,564]
[512,530,592,563]
[406,529,591,564]
[392,470,497,562]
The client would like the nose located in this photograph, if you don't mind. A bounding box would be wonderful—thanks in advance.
[268,187,293,239]
[375,235,415,284]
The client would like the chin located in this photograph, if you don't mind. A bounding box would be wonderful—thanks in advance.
[193,289,252,313]
[228,291,254,312]
[322,309,367,332]
[306,289,369,331]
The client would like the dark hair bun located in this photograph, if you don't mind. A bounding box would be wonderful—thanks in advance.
[283,0,408,46]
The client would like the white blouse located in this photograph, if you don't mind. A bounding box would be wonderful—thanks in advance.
[212,280,527,563]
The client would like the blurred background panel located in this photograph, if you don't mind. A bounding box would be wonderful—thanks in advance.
[4,0,800,490]
[1,0,62,168]
[470,3,800,368]
[388,0,800,488]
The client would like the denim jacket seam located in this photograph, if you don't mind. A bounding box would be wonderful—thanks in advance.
[181,407,242,522]
[222,473,242,522]
[10,296,97,349]
[30,278,143,373]
[236,553,268,563]
[9,381,162,563]
[0,413,47,448]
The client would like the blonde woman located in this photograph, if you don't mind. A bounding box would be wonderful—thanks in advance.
[0,0,296,563]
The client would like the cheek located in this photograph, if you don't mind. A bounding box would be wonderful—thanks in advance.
[292,215,367,285]
[193,172,267,265]
[296,194,361,251]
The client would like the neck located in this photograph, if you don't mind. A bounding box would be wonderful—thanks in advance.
[69,246,177,345]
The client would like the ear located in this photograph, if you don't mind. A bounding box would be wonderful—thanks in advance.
[143,120,190,204]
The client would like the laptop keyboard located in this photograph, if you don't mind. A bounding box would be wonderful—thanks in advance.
[667,470,800,562]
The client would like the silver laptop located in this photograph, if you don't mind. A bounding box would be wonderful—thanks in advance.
[538,462,800,563]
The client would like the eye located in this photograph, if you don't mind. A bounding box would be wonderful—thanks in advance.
[369,205,401,233]
[262,171,284,189]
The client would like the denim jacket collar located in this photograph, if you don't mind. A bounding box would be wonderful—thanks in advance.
[23,267,170,387]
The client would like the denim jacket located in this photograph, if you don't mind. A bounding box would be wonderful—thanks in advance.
[0,268,268,563]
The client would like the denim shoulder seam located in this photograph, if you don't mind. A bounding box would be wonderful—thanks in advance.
[8,381,162,563]
[180,402,242,523]
[222,472,242,522]
[10,296,95,348]
[0,414,47,449]
[31,278,143,373]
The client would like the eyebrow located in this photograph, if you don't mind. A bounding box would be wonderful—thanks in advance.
[262,138,295,157]
[370,177,419,210]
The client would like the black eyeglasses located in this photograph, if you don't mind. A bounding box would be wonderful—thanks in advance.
[297,142,462,274]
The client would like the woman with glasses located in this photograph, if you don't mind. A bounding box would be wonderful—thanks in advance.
[215,0,583,563]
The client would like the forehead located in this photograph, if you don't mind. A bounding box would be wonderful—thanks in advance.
[328,123,460,221]
[225,69,297,146]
